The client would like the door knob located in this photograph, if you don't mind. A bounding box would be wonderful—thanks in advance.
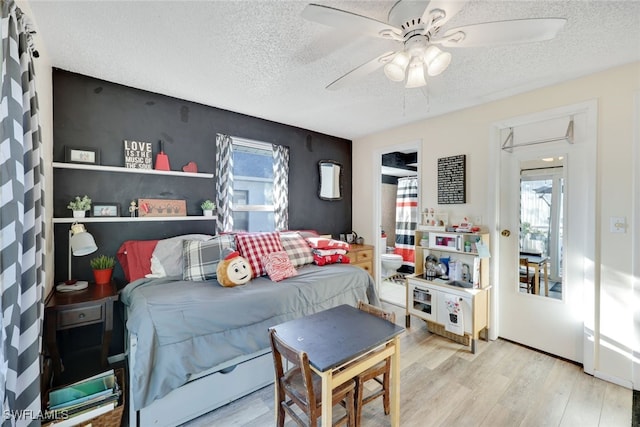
[501,230,511,237]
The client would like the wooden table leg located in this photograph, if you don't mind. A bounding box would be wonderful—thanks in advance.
[544,262,549,297]
[391,336,401,426]
[102,300,114,366]
[45,309,63,378]
[532,263,540,295]
[321,371,332,427]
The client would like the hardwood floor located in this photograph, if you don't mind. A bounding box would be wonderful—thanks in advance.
[181,303,632,427]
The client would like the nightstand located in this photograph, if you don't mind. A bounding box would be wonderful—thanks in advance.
[346,244,374,277]
[44,282,119,379]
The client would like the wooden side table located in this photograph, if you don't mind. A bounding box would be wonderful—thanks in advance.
[346,244,374,277]
[44,282,118,379]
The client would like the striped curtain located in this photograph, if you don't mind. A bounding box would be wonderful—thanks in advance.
[272,144,289,231]
[215,134,234,232]
[394,177,418,270]
[1,1,46,425]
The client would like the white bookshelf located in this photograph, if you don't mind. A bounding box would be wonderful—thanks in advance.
[53,216,216,224]
[52,162,214,178]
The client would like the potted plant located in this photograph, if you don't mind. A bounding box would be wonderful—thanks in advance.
[201,200,215,216]
[67,195,92,218]
[90,254,116,285]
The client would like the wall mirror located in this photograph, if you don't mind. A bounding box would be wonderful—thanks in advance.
[318,160,342,200]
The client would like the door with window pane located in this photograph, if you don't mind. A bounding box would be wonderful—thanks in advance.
[520,170,564,288]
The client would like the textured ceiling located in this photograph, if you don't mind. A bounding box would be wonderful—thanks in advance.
[27,0,640,140]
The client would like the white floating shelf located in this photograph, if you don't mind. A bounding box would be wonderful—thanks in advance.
[53,162,214,178]
[53,216,217,224]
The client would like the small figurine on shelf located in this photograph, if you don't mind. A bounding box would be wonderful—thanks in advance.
[129,200,138,218]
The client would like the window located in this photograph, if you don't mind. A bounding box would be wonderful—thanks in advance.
[520,167,564,281]
[216,134,288,233]
[232,139,276,231]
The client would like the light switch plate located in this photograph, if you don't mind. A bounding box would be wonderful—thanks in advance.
[610,216,626,233]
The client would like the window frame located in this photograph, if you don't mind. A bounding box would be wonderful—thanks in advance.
[231,137,276,227]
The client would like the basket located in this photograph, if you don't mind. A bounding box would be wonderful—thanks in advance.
[83,368,125,427]
[43,368,125,427]
[425,320,470,346]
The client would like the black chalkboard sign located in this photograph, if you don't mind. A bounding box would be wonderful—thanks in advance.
[124,140,153,169]
[437,155,466,204]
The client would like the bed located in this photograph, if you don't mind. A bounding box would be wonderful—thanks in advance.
[119,232,379,427]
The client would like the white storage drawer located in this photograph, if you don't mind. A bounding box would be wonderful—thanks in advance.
[138,352,273,427]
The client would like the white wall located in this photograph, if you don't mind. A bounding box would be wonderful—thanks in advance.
[352,62,640,387]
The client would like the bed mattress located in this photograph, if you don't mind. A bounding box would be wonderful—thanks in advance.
[121,263,378,410]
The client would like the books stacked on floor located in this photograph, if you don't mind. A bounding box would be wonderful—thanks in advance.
[44,369,121,426]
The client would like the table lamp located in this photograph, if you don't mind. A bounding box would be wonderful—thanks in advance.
[57,222,98,292]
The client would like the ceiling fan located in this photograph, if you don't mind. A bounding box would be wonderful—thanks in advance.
[302,0,566,90]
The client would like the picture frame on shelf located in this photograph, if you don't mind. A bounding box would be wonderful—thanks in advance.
[138,198,186,217]
[92,203,120,217]
[65,146,100,165]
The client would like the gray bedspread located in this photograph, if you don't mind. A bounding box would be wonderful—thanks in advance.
[121,263,379,410]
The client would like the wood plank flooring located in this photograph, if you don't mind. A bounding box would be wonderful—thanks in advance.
[181,303,632,427]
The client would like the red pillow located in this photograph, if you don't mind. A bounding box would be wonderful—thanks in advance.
[313,253,350,266]
[116,240,159,282]
[306,237,350,250]
[235,232,284,278]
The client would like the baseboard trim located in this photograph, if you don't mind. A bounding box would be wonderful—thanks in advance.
[593,369,633,389]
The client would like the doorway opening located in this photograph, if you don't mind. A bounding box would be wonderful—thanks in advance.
[378,149,419,308]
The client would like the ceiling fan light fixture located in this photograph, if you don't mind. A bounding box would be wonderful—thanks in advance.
[405,61,427,88]
[424,45,452,76]
[383,51,410,82]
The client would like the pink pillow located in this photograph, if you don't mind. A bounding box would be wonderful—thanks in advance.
[262,251,298,282]
[235,232,284,278]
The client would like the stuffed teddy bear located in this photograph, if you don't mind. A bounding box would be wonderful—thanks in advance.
[216,249,252,287]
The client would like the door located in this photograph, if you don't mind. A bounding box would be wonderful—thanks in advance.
[496,108,595,364]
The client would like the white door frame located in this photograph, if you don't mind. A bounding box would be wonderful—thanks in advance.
[633,90,640,390]
[488,100,597,372]
[372,140,422,290]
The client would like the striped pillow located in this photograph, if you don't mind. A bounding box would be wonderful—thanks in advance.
[279,232,314,267]
[182,235,235,281]
[235,232,284,278]
[262,251,298,282]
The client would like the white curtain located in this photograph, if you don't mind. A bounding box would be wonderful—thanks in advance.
[215,133,234,232]
[1,1,46,424]
[272,144,289,231]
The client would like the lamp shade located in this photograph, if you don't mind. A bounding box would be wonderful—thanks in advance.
[424,45,451,77]
[405,62,427,88]
[70,224,97,256]
[383,51,410,82]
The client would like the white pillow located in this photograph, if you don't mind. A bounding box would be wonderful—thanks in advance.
[145,255,167,278]
[145,234,213,278]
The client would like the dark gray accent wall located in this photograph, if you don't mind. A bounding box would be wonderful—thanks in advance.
[53,69,352,284]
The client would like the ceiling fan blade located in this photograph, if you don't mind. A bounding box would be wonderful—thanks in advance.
[326,51,397,91]
[422,0,467,30]
[435,18,567,48]
[302,4,402,40]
